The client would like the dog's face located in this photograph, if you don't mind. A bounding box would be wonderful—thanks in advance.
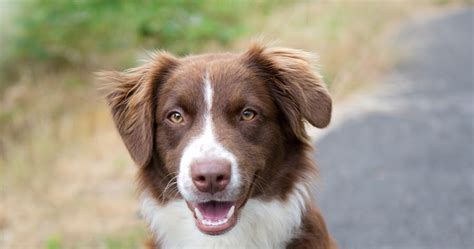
[100,44,331,235]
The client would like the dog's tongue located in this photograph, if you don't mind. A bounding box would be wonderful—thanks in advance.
[197,201,233,221]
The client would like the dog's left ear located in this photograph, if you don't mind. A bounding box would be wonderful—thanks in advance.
[242,44,332,138]
[97,52,179,167]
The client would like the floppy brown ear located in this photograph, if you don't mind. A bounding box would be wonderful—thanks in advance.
[242,44,332,138]
[97,52,179,167]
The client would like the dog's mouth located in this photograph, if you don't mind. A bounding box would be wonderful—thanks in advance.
[185,174,256,235]
[186,200,241,235]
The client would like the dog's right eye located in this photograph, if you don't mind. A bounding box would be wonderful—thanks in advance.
[168,111,184,124]
[241,109,257,121]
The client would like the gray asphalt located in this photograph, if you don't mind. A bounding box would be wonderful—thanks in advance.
[314,8,474,249]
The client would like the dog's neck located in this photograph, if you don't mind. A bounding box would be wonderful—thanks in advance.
[140,183,310,249]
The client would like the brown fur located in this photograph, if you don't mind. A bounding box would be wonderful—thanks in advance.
[287,205,338,249]
[100,43,337,248]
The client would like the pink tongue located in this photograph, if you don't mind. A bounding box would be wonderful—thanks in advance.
[197,201,233,220]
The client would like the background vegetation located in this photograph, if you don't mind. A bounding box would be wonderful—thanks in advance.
[0,0,272,90]
[0,1,463,248]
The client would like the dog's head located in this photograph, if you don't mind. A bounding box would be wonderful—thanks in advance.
[99,44,331,235]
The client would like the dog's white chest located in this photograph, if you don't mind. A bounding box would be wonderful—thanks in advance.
[140,186,308,249]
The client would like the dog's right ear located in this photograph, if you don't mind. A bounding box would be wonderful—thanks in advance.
[242,43,332,140]
[97,52,179,167]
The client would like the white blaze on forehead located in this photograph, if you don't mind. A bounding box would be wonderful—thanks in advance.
[204,72,213,112]
[177,71,241,202]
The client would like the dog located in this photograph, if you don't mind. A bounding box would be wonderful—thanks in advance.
[99,43,337,249]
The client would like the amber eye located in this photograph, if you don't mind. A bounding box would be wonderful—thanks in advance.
[241,109,256,121]
[168,111,184,124]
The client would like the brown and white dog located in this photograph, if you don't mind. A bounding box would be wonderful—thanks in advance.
[99,44,337,249]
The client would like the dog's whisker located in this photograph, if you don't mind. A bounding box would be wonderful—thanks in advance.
[160,175,179,202]
[255,182,268,197]
[171,187,181,199]
[238,176,267,197]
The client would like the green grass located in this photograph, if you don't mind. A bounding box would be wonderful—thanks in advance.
[103,228,147,249]
[42,228,147,249]
[45,236,63,249]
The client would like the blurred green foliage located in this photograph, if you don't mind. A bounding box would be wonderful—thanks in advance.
[0,0,272,89]
[104,228,147,249]
[45,236,63,249]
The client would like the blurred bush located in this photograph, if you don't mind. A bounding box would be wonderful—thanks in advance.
[0,0,271,90]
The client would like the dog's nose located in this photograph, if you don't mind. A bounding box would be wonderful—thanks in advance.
[191,159,231,194]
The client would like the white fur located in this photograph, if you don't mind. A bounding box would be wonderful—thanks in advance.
[140,183,309,249]
[177,73,241,202]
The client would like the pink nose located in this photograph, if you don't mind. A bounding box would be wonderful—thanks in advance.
[191,159,231,194]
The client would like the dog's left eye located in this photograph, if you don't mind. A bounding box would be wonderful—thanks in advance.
[168,111,184,124]
[241,109,257,121]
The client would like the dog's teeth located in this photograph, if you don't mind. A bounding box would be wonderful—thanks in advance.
[226,205,235,219]
[195,208,204,221]
[201,217,229,226]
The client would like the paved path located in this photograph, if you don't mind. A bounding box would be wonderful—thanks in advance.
[315,8,473,249]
